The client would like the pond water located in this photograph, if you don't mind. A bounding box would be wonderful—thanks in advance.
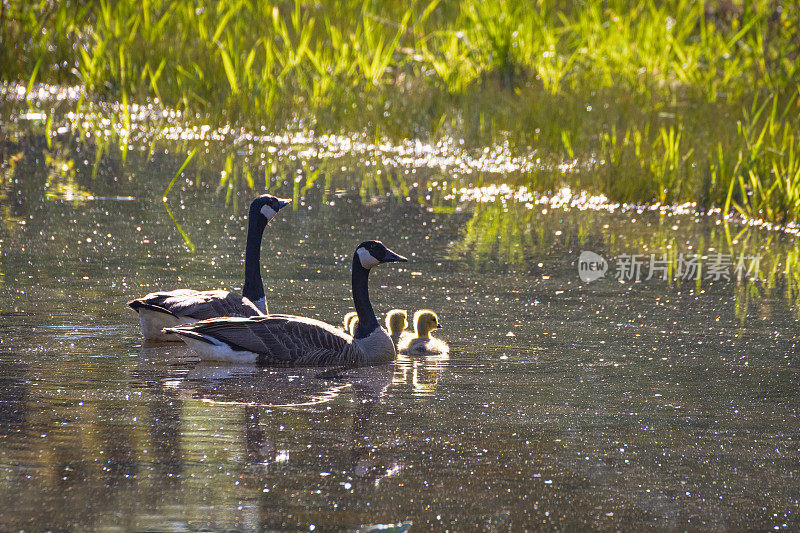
[2,96,800,530]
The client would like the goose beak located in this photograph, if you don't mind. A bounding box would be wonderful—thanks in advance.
[277,198,292,210]
[383,250,408,263]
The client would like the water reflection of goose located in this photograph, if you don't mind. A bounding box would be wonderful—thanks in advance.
[398,310,449,356]
[133,351,402,505]
[180,363,394,407]
[182,364,348,407]
[183,365,399,482]
[165,241,407,366]
[128,345,189,496]
[349,380,404,486]
[172,363,401,482]
[202,364,403,485]
[127,194,291,341]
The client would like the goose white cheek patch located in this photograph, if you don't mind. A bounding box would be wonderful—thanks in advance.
[260,204,277,221]
[357,247,381,269]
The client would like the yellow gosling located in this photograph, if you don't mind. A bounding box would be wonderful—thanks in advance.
[386,309,414,348]
[349,317,359,337]
[342,311,358,332]
[398,310,448,356]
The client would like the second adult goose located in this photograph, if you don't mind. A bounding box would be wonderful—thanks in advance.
[128,194,290,341]
[164,240,407,366]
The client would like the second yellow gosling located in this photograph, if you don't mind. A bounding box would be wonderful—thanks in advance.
[342,311,358,333]
[349,317,359,336]
[386,309,414,348]
[398,310,448,356]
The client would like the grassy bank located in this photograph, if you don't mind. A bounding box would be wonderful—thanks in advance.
[2,0,800,222]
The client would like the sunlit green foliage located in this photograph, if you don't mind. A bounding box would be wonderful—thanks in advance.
[4,0,795,106]
[2,0,800,222]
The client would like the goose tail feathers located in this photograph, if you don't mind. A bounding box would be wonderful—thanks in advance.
[162,326,215,344]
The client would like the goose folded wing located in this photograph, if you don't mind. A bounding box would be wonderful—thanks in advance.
[130,290,262,319]
[194,291,263,317]
[186,315,353,363]
[128,289,199,316]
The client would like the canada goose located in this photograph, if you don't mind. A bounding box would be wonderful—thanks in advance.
[385,309,414,348]
[163,241,407,365]
[397,310,448,356]
[342,311,358,332]
[128,194,291,341]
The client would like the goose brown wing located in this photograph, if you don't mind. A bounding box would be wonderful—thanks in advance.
[128,289,263,319]
[183,315,355,365]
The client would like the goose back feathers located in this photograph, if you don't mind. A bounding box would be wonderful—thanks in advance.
[165,314,396,366]
[128,289,262,341]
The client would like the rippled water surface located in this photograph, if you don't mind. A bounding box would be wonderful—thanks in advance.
[2,111,800,530]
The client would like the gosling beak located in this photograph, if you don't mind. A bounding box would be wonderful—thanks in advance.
[437,323,443,328]
[277,198,292,210]
[383,249,408,263]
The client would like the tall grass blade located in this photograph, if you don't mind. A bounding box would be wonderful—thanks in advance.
[163,202,196,254]
[163,148,198,200]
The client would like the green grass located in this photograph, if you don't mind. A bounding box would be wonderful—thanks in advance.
[2,0,800,223]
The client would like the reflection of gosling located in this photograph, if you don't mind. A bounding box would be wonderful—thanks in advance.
[398,310,448,356]
[343,311,358,332]
[386,309,414,348]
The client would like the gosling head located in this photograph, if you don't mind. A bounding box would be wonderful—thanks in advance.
[413,309,442,338]
[349,317,359,336]
[355,240,407,270]
[250,193,292,223]
[343,311,358,331]
[386,309,408,335]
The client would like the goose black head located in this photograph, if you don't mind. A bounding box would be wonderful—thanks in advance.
[355,240,408,270]
[250,194,292,223]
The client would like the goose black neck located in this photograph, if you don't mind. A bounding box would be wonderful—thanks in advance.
[242,207,268,306]
[352,254,378,339]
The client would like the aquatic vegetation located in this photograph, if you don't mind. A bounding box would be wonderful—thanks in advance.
[447,183,800,321]
[3,0,796,104]
[2,0,800,222]
[722,93,800,224]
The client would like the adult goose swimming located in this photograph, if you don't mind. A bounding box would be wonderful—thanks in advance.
[163,240,407,366]
[128,194,291,341]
